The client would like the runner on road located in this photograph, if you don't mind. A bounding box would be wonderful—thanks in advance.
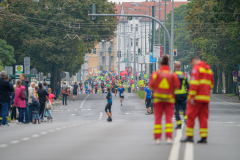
[105,87,113,122]
[118,85,125,106]
[114,84,118,97]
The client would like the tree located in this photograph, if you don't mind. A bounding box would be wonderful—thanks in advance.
[0,39,16,70]
[0,0,118,90]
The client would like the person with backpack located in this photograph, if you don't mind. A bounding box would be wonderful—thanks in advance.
[14,80,27,124]
[29,95,40,124]
[20,74,29,124]
[62,82,68,105]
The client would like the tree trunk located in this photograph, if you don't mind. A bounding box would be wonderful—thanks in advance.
[217,68,222,94]
[50,64,57,94]
[57,69,61,85]
[228,72,233,93]
[213,68,218,94]
[225,72,229,94]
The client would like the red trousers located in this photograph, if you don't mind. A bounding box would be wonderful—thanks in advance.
[153,102,174,139]
[185,101,209,138]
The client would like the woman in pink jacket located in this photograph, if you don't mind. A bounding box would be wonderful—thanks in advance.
[14,80,26,124]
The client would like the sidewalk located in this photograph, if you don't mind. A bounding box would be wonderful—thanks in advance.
[212,94,240,103]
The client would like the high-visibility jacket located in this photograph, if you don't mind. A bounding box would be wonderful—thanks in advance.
[188,61,214,103]
[174,71,189,95]
[149,65,180,104]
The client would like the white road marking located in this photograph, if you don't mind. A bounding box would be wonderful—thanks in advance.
[22,137,31,141]
[71,114,76,116]
[67,109,70,111]
[10,140,19,144]
[0,144,8,148]
[99,112,103,120]
[40,132,48,135]
[81,109,91,110]
[60,105,63,109]
[168,129,182,160]
[49,130,55,132]
[32,134,39,138]
[80,94,90,108]
[55,128,62,131]
[74,109,78,111]
[125,113,130,115]
[212,96,240,107]
[183,142,194,160]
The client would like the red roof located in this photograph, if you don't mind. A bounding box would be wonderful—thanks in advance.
[115,4,122,14]
[120,1,188,21]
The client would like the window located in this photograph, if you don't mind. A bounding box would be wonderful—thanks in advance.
[131,24,133,32]
[136,39,139,46]
[131,39,133,46]
[118,39,121,48]
[93,48,96,54]
[136,24,138,32]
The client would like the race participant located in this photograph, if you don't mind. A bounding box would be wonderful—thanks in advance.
[181,56,214,144]
[144,83,152,115]
[174,61,189,129]
[95,83,98,94]
[105,87,113,122]
[118,85,125,106]
[80,85,83,93]
[149,55,180,144]
[114,84,118,97]
[72,82,79,101]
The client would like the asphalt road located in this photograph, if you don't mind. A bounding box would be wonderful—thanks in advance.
[0,93,240,160]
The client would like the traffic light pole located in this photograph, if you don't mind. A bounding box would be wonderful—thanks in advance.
[88,13,173,71]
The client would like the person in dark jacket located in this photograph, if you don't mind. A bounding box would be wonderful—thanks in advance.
[0,71,14,126]
[29,95,40,124]
[37,83,49,122]
[20,74,29,123]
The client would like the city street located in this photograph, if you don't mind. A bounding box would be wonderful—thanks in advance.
[0,93,240,160]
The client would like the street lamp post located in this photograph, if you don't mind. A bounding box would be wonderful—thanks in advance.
[108,46,112,72]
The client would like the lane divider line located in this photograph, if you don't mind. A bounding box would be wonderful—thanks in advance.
[184,142,194,160]
[99,112,103,120]
[80,94,90,109]
[168,129,182,160]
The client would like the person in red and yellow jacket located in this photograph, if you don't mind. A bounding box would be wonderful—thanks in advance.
[149,55,180,144]
[181,56,214,144]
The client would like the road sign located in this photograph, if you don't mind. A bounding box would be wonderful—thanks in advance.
[105,71,108,74]
[5,66,13,75]
[124,58,127,63]
[233,71,238,77]
[238,64,240,70]
[150,53,157,63]
[153,46,162,58]
[15,65,23,75]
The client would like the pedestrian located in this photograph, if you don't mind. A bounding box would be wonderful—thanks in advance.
[20,74,29,124]
[105,87,113,122]
[95,83,98,94]
[72,82,79,101]
[37,83,49,122]
[43,82,48,91]
[80,85,83,93]
[181,56,214,144]
[174,61,189,129]
[46,88,54,122]
[62,82,68,105]
[28,82,36,123]
[101,81,104,94]
[29,96,40,124]
[118,85,125,106]
[55,82,61,100]
[11,85,17,122]
[149,55,180,144]
[0,71,13,126]
[144,83,152,115]
[14,80,27,124]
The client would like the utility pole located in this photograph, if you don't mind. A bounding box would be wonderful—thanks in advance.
[108,46,112,72]
[133,25,137,92]
[164,0,166,55]
[151,5,155,75]
[141,24,143,80]
[159,0,161,46]
[171,0,174,70]
[145,11,147,78]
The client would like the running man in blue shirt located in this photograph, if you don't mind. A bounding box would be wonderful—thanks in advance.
[118,85,125,106]
[144,83,152,115]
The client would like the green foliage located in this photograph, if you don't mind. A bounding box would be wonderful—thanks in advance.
[0,39,16,68]
[134,90,145,100]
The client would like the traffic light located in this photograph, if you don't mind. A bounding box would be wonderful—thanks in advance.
[174,49,177,56]
[138,48,141,55]
[90,4,97,21]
